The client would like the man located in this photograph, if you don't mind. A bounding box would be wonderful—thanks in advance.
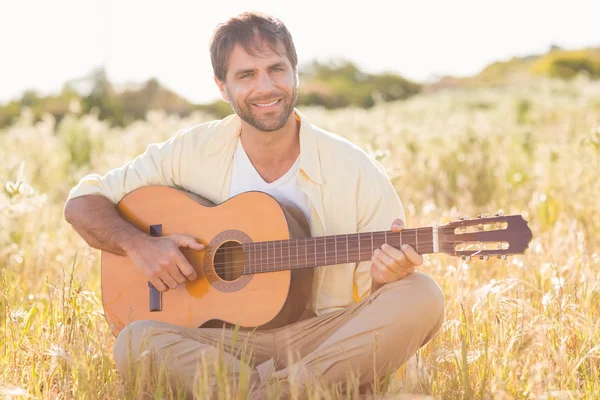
[64,11,444,399]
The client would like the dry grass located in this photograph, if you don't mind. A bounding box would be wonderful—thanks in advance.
[1,76,600,399]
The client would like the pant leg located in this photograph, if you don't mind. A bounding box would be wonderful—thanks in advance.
[265,271,445,392]
[112,320,275,399]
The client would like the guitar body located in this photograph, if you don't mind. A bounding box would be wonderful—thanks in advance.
[101,186,313,337]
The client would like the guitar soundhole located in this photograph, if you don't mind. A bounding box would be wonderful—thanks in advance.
[213,241,246,281]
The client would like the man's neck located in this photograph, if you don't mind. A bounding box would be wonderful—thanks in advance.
[239,113,300,182]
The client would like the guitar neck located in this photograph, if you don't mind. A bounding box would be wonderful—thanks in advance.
[241,227,438,274]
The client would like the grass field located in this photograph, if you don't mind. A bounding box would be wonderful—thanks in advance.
[1,76,600,399]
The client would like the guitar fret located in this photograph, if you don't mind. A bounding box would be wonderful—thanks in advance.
[324,236,327,266]
[305,238,308,268]
[314,238,317,267]
[358,234,361,260]
[335,236,338,264]
[346,234,349,263]
[415,229,418,252]
[371,232,374,253]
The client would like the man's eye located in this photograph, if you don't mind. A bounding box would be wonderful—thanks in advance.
[271,67,283,72]
[240,73,252,79]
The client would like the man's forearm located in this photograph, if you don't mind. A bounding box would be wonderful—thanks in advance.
[64,194,148,256]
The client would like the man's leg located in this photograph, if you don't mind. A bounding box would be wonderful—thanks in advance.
[263,271,445,394]
[112,320,275,399]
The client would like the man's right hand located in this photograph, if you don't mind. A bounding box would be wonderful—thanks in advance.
[123,233,205,292]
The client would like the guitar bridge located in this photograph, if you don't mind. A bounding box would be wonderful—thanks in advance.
[149,224,162,312]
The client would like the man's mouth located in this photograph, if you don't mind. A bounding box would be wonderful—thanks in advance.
[252,98,282,108]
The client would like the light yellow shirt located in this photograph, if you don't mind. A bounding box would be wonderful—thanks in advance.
[65,108,406,316]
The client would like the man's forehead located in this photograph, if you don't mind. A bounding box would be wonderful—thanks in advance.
[229,41,287,65]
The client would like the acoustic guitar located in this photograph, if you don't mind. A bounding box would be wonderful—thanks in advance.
[101,186,533,336]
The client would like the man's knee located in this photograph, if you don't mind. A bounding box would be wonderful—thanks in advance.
[112,320,160,376]
[379,272,445,333]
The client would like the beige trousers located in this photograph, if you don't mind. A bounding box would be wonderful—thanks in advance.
[112,272,444,398]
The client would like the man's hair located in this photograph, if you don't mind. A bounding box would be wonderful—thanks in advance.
[209,12,298,82]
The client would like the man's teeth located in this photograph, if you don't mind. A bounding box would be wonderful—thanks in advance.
[254,99,279,107]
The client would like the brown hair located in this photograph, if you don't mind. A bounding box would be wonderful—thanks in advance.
[209,12,298,82]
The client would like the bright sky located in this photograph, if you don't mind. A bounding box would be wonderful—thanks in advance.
[0,0,598,105]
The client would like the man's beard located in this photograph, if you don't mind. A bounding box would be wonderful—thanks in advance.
[226,86,297,132]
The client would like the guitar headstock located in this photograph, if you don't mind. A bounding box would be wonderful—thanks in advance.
[438,212,533,260]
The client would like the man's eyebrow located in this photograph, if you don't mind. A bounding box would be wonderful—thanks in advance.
[268,62,286,69]
[233,63,287,77]
[234,68,255,77]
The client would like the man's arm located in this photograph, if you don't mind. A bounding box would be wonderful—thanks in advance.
[63,129,202,291]
[64,194,147,256]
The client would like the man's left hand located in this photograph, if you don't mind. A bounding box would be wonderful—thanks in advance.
[370,218,424,288]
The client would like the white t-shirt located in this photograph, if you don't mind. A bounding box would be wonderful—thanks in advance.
[229,139,311,223]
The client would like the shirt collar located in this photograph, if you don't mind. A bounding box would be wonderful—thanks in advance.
[205,108,324,185]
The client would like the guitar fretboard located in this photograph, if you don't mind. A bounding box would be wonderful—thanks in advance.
[241,228,435,274]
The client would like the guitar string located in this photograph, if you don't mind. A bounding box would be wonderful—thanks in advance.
[174,222,514,259]
[184,228,441,257]
[186,227,514,259]
[191,229,522,270]
[196,237,518,273]
[188,232,440,266]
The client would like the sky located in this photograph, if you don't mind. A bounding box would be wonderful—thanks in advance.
[0,0,598,105]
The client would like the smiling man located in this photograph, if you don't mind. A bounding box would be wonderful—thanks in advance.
[64,11,444,399]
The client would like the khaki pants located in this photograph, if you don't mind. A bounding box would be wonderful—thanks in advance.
[113,272,444,398]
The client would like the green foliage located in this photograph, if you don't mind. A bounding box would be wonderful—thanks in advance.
[531,49,600,79]
[297,60,421,109]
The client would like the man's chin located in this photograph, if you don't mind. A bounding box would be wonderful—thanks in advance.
[245,112,291,132]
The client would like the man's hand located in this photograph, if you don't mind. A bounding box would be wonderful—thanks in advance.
[123,234,205,292]
[370,218,423,290]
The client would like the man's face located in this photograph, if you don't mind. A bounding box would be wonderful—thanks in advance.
[215,41,298,132]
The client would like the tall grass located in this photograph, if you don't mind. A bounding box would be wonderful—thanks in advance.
[1,76,599,399]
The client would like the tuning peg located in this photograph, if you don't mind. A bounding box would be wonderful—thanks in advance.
[477,213,489,218]
[495,210,505,216]
[461,255,471,261]
[460,215,470,220]
[497,255,507,260]
[480,255,489,261]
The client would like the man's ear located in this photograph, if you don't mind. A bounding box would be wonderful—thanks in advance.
[214,76,230,103]
[294,69,300,87]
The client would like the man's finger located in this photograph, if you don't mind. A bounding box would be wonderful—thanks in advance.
[374,248,397,268]
[371,256,398,282]
[391,218,405,232]
[168,262,188,284]
[401,244,424,266]
[370,264,386,284]
[160,270,179,290]
[173,235,205,251]
[151,277,168,292]
[175,251,198,281]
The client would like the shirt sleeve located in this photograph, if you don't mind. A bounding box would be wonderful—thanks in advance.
[353,157,406,302]
[64,128,190,210]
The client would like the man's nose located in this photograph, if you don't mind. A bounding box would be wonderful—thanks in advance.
[255,72,275,93]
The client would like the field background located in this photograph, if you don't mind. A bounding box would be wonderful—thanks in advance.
[1,73,600,399]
